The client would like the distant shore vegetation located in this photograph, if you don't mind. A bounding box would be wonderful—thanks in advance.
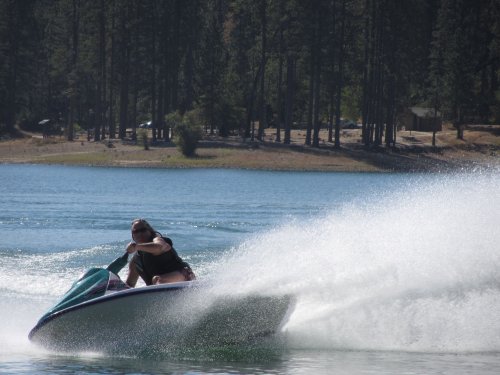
[0,0,499,151]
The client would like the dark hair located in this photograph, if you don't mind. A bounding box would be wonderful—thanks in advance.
[131,218,161,240]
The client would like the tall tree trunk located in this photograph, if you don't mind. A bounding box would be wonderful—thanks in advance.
[284,55,295,145]
[131,83,138,140]
[67,0,80,142]
[157,15,165,142]
[156,6,165,140]
[305,44,314,145]
[328,0,337,144]
[311,1,323,148]
[109,2,116,139]
[376,20,386,146]
[184,46,194,112]
[171,0,181,112]
[151,3,157,142]
[455,107,464,139]
[432,101,439,147]
[257,0,267,141]
[275,2,284,143]
[371,2,383,146]
[276,57,283,142]
[312,60,321,148]
[245,63,262,139]
[328,96,334,143]
[95,0,106,141]
[118,5,130,139]
[384,76,395,147]
[100,0,107,140]
[5,1,19,133]
[184,1,198,114]
[334,0,346,148]
[162,6,171,141]
[362,0,374,146]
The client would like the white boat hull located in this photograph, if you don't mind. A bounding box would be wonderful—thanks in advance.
[29,281,293,354]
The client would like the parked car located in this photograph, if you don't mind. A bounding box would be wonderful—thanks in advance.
[341,119,359,129]
[139,121,152,129]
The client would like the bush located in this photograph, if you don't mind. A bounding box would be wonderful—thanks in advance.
[138,129,149,150]
[173,111,203,157]
[165,111,183,131]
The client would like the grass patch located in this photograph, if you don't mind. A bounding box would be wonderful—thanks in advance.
[30,137,65,146]
[160,154,219,167]
[37,152,114,165]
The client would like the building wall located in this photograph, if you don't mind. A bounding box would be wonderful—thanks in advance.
[415,116,442,132]
[400,109,442,132]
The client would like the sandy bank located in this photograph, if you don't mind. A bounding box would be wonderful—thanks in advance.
[1,125,498,172]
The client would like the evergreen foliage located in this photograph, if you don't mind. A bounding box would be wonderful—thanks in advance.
[0,0,498,145]
[173,110,203,157]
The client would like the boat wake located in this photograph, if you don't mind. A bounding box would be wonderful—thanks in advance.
[206,172,500,353]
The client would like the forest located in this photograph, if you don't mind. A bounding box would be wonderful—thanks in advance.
[0,0,499,148]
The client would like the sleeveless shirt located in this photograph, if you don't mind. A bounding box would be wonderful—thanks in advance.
[133,237,190,285]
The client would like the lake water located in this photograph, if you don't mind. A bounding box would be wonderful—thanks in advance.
[1,164,499,374]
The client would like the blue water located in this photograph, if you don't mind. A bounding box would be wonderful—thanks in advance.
[1,164,499,374]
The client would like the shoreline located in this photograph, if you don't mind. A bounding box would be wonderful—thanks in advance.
[1,126,498,173]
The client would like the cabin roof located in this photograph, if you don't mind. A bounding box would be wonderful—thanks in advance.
[410,107,441,118]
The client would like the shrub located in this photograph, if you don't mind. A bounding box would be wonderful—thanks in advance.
[173,111,203,157]
[138,129,149,150]
[165,111,183,128]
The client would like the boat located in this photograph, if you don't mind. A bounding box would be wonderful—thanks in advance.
[29,253,294,354]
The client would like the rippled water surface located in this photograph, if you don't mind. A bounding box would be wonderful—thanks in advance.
[1,164,499,374]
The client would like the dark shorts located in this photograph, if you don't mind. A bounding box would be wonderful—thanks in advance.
[132,253,195,283]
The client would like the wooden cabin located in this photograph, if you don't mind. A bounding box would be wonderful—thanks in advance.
[402,107,442,132]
